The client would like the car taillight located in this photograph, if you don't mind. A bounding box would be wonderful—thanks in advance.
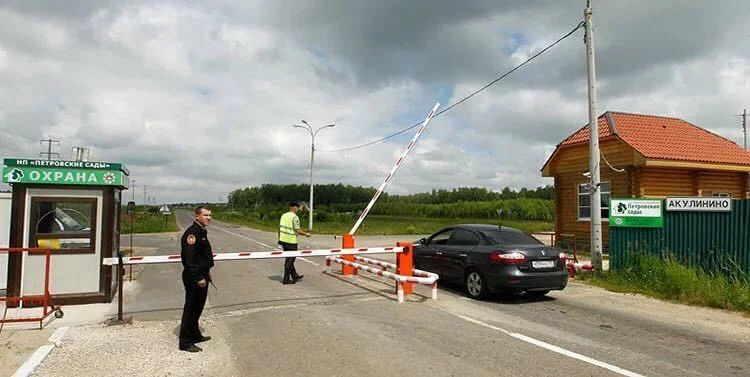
[490,251,526,263]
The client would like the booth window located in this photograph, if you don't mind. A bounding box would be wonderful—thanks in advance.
[578,182,610,221]
[31,198,97,255]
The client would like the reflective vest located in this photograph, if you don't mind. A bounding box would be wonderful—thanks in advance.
[278,212,298,244]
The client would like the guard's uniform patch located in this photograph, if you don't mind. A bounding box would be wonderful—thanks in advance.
[187,234,196,245]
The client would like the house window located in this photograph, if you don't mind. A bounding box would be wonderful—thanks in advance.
[578,182,610,220]
[712,192,730,197]
[30,198,97,255]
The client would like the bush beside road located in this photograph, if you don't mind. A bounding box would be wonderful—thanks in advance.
[120,205,178,234]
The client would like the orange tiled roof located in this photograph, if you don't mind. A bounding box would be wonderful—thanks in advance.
[560,111,750,165]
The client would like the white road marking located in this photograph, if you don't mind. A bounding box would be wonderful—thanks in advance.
[208,223,321,267]
[178,211,320,266]
[213,296,382,318]
[448,311,646,377]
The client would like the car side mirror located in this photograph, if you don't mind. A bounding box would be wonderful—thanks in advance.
[419,238,429,245]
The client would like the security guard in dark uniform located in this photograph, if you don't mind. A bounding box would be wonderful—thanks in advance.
[179,205,215,352]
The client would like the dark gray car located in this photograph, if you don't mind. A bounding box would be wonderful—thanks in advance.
[414,224,568,300]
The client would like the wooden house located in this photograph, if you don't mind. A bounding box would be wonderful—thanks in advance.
[541,111,750,247]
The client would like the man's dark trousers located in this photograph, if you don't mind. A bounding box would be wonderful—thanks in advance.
[280,241,299,282]
[179,270,208,349]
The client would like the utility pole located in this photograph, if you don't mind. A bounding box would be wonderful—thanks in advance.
[130,180,137,203]
[39,139,60,161]
[143,185,148,206]
[743,108,747,150]
[739,109,749,199]
[294,120,335,230]
[585,0,604,271]
[747,108,750,200]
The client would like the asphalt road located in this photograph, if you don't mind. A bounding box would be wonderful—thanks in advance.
[111,210,750,377]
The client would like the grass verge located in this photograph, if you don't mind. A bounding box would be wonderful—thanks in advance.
[120,209,179,234]
[212,210,553,236]
[576,251,750,313]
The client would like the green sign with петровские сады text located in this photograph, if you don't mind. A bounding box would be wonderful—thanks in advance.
[3,158,130,174]
[609,198,664,228]
[2,158,130,188]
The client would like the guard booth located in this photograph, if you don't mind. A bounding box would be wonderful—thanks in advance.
[2,158,129,306]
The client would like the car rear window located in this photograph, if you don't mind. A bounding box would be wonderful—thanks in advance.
[482,229,542,245]
[447,229,481,246]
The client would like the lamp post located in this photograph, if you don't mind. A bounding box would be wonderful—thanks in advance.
[294,120,335,230]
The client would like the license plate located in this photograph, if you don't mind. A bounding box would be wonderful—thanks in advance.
[532,260,555,269]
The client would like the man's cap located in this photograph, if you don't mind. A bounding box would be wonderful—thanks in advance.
[289,201,300,207]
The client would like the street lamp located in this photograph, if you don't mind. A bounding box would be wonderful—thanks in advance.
[293,120,335,230]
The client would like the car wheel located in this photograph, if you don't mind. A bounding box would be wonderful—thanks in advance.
[465,269,488,300]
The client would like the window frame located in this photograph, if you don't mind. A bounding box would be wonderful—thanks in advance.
[29,197,98,255]
[447,228,482,246]
[577,181,611,222]
[481,229,544,246]
[429,228,455,246]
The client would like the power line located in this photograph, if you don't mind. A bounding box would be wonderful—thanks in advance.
[318,20,585,153]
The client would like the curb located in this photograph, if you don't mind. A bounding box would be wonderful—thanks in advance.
[12,326,69,377]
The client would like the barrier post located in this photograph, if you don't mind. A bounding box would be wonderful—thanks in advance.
[341,234,357,276]
[44,249,51,318]
[396,241,414,295]
[118,249,124,321]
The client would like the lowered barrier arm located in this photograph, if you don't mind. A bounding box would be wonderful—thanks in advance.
[103,246,407,319]
[325,242,439,302]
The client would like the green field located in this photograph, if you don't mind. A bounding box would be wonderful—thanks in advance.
[120,207,179,234]
[213,209,553,236]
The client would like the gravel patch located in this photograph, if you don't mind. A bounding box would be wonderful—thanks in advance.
[33,318,237,377]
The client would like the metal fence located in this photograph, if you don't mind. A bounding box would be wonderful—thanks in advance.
[610,200,750,274]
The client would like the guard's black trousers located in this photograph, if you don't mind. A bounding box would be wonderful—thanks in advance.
[279,241,299,282]
[179,270,208,349]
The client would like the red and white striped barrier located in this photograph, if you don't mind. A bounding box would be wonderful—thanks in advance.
[349,255,438,279]
[326,256,438,303]
[102,246,404,266]
[349,102,440,235]
[566,261,594,278]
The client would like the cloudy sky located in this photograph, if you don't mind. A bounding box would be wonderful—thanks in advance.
[1,0,749,203]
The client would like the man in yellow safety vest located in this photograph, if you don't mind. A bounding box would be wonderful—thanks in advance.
[278,201,311,284]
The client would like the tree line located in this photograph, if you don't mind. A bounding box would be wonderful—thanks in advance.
[228,183,380,208]
[227,183,553,208]
[384,186,553,203]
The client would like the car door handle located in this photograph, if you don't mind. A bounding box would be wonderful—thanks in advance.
[459,254,467,257]
[435,251,443,255]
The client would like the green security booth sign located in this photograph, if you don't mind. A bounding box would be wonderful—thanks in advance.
[3,166,128,187]
[609,198,664,228]
[4,158,130,175]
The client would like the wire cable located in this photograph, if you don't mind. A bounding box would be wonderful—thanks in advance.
[600,151,626,173]
[318,20,585,152]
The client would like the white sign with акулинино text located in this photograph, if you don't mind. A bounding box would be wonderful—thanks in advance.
[665,197,732,212]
